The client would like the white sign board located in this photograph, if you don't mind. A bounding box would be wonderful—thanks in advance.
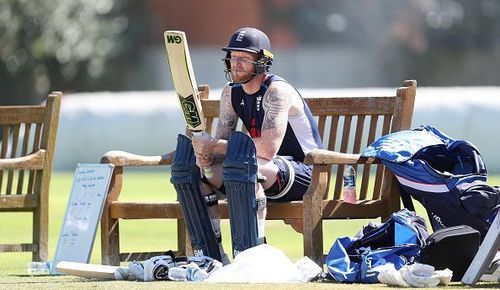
[51,163,114,274]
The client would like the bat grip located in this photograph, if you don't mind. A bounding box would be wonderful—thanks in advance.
[203,166,214,179]
[192,131,214,179]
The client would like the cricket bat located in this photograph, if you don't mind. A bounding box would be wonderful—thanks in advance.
[164,30,213,178]
[56,261,129,280]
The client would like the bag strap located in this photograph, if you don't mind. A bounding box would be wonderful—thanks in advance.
[400,187,415,212]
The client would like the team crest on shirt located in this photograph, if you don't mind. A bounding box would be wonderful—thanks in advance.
[256,95,262,111]
[240,99,245,106]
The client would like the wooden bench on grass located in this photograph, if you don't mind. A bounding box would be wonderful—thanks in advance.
[0,92,61,261]
[100,80,417,266]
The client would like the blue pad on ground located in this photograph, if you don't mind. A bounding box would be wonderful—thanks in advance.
[170,134,221,261]
[223,132,259,257]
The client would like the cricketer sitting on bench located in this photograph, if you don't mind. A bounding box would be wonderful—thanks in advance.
[171,27,322,263]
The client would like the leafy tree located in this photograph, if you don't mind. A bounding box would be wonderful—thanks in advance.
[0,0,140,104]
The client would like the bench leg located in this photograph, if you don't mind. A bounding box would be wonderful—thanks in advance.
[303,165,329,265]
[32,206,48,262]
[177,219,192,256]
[382,172,401,221]
[101,167,122,266]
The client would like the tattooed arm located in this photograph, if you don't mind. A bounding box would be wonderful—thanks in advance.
[255,82,295,160]
[211,84,238,155]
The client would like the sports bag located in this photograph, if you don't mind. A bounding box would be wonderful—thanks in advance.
[325,209,429,283]
[419,225,481,281]
[362,125,500,237]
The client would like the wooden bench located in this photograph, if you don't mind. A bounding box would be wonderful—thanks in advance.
[100,80,417,265]
[0,92,61,261]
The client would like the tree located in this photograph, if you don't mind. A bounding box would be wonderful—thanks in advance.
[0,0,139,104]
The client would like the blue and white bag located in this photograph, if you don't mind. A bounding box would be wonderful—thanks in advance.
[362,125,500,237]
[325,209,428,283]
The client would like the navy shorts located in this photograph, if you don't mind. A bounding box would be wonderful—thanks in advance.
[203,156,312,202]
[264,156,312,202]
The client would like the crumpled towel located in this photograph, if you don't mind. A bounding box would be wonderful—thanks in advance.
[377,263,453,288]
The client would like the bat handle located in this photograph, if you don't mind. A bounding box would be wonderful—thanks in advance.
[203,167,214,179]
[192,131,214,179]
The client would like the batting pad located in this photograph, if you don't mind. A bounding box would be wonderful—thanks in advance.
[170,134,221,261]
[223,132,259,257]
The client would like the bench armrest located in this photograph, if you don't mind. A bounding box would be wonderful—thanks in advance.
[0,149,46,170]
[304,149,378,165]
[100,150,174,167]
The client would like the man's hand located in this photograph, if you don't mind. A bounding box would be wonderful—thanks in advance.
[192,132,215,169]
[194,151,214,170]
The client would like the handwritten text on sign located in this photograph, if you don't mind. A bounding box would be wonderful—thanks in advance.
[51,164,114,274]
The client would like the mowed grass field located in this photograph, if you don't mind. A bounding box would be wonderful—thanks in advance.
[1,171,499,289]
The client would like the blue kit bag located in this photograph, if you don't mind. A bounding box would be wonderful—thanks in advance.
[325,209,428,283]
[362,125,500,237]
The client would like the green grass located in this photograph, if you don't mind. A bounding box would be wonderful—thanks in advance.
[1,171,499,289]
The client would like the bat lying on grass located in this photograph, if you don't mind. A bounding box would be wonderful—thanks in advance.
[164,30,213,178]
[56,261,129,280]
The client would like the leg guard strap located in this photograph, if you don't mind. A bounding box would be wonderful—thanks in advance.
[204,193,218,207]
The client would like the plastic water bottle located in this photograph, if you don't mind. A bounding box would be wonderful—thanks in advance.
[27,261,51,275]
[343,165,357,204]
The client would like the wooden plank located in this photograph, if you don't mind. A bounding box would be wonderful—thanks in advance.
[110,202,185,219]
[353,115,365,154]
[0,150,46,170]
[304,97,396,115]
[334,116,352,200]
[100,151,174,167]
[205,118,214,135]
[101,167,123,266]
[372,165,384,200]
[325,115,339,198]
[372,115,392,199]
[6,124,20,195]
[303,164,329,264]
[34,92,61,261]
[200,99,220,118]
[317,116,326,142]
[327,115,339,151]
[0,106,45,124]
[110,200,306,220]
[381,114,392,135]
[360,116,379,200]
[17,123,32,194]
[27,123,42,194]
[0,243,35,252]
[321,199,385,219]
[0,194,38,209]
[0,125,8,193]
